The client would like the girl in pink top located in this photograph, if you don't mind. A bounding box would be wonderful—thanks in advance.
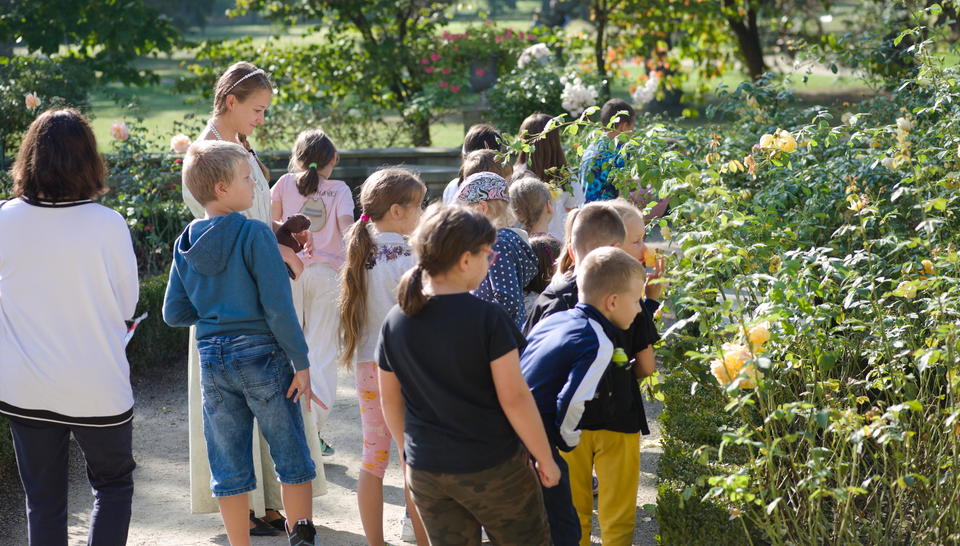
[271,129,354,448]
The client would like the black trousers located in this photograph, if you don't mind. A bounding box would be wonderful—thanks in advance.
[8,416,135,546]
[541,446,581,546]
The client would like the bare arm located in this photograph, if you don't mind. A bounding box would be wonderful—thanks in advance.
[379,368,407,460]
[491,349,560,487]
[271,199,283,223]
[338,214,354,241]
[632,346,656,379]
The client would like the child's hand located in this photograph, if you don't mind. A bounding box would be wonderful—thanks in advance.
[646,254,667,301]
[293,229,310,249]
[286,369,327,412]
[535,457,561,488]
[279,245,305,279]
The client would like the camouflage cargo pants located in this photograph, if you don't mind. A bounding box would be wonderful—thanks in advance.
[406,447,551,546]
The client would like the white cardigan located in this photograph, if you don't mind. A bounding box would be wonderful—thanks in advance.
[0,198,138,424]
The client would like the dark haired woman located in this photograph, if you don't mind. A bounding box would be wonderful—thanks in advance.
[180,61,327,536]
[0,109,139,545]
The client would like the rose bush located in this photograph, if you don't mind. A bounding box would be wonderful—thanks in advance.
[500,34,960,541]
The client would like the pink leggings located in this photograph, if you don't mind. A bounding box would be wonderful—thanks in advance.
[355,361,391,478]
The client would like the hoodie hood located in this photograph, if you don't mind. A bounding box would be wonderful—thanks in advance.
[178,213,246,276]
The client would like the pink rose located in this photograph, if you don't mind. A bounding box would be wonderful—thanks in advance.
[430,52,441,62]
[495,36,504,43]
[424,67,435,73]
[111,121,130,141]
[441,68,451,74]
[421,58,429,65]
[24,93,40,110]
[450,85,461,93]
[170,134,191,154]
[439,81,449,88]
[474,68,486,77]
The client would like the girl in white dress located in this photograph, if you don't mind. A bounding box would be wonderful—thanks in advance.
[181,61,326,537]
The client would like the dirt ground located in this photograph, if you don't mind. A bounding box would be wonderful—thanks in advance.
[0,356,662,546]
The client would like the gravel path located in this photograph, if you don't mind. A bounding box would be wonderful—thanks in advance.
[0,349,662,546]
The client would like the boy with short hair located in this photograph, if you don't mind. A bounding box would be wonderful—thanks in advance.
[524,200,660,546]
[163,140,322,546]
[579,99,636,203]
[521,247,647,545]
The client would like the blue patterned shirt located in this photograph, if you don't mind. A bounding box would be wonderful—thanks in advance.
[579,135,626,203]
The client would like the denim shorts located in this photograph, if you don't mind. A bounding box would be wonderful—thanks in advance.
[197,333,316,497]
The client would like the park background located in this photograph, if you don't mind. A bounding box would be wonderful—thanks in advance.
[3,0,960,544]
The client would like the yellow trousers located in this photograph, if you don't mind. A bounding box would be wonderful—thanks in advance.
[561,429,640,546]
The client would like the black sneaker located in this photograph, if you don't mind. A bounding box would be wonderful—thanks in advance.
[288,518,318,546]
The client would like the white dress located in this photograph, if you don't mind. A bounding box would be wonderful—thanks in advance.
[183,138,326,515]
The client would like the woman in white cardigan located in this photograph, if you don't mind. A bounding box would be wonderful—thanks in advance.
[0,109,139,545]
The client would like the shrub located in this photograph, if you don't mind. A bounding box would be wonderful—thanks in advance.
[126,273,188,372]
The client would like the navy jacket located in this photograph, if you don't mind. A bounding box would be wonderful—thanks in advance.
[521,303,620,451]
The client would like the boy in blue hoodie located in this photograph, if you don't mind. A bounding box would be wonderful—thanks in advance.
[163,140,321,546]
[520,247,647,546]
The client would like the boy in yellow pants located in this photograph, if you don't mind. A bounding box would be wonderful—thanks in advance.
[524,199,661,545]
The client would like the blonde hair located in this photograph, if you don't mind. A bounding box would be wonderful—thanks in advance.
[578,246,646,303]
[571,202,626,261]
[555,207,580,279]
[182,140,248,206]
[338,168,426,366]
[509,178,551,233]
[605,197,645,232]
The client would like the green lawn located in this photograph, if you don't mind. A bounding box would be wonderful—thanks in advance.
[84,2,872,152]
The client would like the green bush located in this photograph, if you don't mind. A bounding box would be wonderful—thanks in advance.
[656,479,758,545]
[126,273,188,372]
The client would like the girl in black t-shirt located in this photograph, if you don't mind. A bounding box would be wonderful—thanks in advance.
[377,204,560,545]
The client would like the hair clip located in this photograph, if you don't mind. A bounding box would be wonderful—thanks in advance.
[308,162,318,169]
[225,68,266,94]
[360,214,371,222]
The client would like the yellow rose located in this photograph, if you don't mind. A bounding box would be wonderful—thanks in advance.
[759,133,775,149]
[661,226,673,241]
[921,259,934,275]
[775,129,797,153]
[895,281,917,299]
[643,246,658,267]
[711,359,734,386]
[747,322,771,349]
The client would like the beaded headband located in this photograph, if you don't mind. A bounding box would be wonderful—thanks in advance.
[224,69,266,94]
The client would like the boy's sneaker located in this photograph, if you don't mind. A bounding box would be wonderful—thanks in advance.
[318,437,335,457]
[481,527,490,542]
[399,515,415,542]
[287,518,318,546]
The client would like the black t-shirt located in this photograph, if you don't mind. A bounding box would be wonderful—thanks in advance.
[524,275,660,434]
[376,293,526,473]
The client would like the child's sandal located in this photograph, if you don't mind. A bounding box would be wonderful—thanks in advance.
[249,511,280,536]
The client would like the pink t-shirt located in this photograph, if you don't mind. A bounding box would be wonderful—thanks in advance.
[271,173,355,269]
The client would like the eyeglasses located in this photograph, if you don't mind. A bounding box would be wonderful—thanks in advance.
[482,248,499,266]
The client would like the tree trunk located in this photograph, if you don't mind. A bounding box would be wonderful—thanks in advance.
[594,0,611,100]
[726,5,766,80]
[409,117,431,147]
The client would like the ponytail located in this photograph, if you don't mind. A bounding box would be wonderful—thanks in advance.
[297,163,321,197]
[397,264,428,317]
[337,219,376,367]
[554,206,581,280]
[336,167,427,364]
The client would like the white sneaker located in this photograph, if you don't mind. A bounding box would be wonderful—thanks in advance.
[481,527,489,542]
[400,515,415,543]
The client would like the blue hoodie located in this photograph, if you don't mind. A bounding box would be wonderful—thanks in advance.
[162,213,309,371]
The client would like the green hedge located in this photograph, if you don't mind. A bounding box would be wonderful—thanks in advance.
[126,272,189,371]
[0,273,188,477]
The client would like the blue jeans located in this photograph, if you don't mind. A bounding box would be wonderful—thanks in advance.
[8,416,135,546]
[197,333,315,497]
[542,446,581,546]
